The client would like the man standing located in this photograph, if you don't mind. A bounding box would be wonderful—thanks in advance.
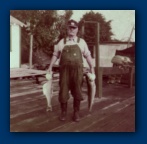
[48,19,94,122]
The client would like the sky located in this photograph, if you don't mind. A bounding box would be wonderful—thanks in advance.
[70,10,135,42]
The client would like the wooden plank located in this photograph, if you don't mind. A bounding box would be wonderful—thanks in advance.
[10,98,115,132]
[10,79,35,86]
[128,66,135,88]
[10,72,135,132]
[10,93,135,132]
[10,78,59,97]
[83,103,135,132]
[10,68,46,78]
[107,105,135,132]
[101,67,128,75]
[10,94,78,132]
[50,97,134,132]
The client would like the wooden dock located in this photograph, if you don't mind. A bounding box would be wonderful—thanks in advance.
[10,68,47,78]
[10,75,135,132]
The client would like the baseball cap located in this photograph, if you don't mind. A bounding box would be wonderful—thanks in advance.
[67,19,78,28]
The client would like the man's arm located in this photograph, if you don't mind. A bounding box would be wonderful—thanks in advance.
[47,55,58,72]
[82,39,95,73]
[47,43,61,72]
[86,55,95,74]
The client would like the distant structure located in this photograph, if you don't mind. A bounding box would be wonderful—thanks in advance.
[10,15,26,68]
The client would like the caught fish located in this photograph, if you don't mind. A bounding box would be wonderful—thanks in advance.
[86,73,96,112]
[42,72,53,111]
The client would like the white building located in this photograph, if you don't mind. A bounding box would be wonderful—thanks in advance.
[10,15,26,68]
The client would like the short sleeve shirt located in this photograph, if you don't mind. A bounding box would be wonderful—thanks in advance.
[53,36,91,60]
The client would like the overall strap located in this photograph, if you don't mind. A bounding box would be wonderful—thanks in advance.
[77,37,80,43]
[64,37,66,44]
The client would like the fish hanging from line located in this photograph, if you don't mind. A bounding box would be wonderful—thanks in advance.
[86,72,96,112]
[42,72,53,111]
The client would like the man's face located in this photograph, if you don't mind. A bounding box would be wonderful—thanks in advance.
[67,26,78,37]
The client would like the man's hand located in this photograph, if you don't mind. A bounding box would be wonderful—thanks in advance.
[47,55,58,73]
[47,67,52,73]
[90,67,95,74]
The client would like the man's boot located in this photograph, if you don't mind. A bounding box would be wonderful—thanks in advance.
[73,100,80,122]
[59,103,67,121]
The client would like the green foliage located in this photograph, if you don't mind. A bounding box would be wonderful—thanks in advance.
[56,10,73,41]
[78,11,114,43]
[10,10,73,56]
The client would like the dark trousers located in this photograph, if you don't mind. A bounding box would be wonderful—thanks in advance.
[59,63,83,103]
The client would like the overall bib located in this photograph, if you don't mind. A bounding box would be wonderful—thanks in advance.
[59,38,84,103]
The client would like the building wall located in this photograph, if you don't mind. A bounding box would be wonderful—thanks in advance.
[84,43,132,68]
[10,24,21,68]
[99,43,132,67]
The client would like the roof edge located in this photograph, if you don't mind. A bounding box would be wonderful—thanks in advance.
[10,15,27,27]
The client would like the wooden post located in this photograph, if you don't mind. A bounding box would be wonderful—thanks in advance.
[127,25,135,48]
[29,34,33,69]
[93,45,96,58]
[82,21,102,98]
[129,66,134,88]
[95,23,102,98]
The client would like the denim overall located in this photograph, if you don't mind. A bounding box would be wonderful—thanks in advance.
[59,37,84,103]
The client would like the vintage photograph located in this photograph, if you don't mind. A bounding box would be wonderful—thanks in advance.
[10,10,135,132]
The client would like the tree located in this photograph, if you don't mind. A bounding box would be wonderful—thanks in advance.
[10,10,73,64]
[78,11,114,43]
[57,10,73,40]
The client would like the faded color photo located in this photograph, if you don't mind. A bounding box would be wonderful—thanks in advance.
[10,10,135,132]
